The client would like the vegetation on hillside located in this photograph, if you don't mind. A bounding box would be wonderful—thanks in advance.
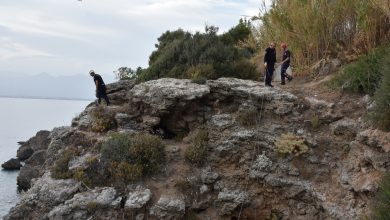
[328,46,388,95]
[372,173,390,220]
[256,0,390,71]
[117,19,258,81]
[370,54,390,131]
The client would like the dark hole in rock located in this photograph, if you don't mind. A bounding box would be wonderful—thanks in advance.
[152,114,190,140]
[231,217,238,220]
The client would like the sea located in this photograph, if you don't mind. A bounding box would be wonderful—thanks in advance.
[0,97,91,218]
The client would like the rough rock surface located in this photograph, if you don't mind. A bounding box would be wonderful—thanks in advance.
[125,187,152,210]
[149,195,186,219]
[48,187,121,220]
[1,158,22,170]
[4,78,389,220]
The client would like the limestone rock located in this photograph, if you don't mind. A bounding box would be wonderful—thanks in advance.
[331,118,358,136]
[1,158,22,170]
[149,195,186,219]
[249,153,272,179]
[125,187,152,210]
[16,146,34,161]
[207,78,297,102]
[210,114,234,129]
[201,167,220,184]
[130,78,210,115]
[17,130,51,161]
[357,129,390,152]
[48,187,120,219]
[68,153,94,171]
[115,113,137,129]
[106,80,136,105]
[216,190,250,215]
[17,164,40,190]
[25,150,47,166]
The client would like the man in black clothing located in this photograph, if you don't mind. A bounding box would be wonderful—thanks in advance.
[280,43,293,85]
[264,42,276,87]
[89,70,110,106]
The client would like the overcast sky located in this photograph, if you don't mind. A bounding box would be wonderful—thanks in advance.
[0,0,261,82]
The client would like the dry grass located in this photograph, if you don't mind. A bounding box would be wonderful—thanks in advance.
[275,133,309,156]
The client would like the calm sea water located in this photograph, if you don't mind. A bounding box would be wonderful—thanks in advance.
[0,97,90,218]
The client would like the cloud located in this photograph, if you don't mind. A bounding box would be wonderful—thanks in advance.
[0,0,262,77]
[0,5,118,41]
[0,37,52,61]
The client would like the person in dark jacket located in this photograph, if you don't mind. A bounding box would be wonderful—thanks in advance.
[89,70,110,106]
[280,43,293,85]
[264,42,276,87]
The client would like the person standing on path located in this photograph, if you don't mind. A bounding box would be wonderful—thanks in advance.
[280,43,293,85]
[89,70,110,106]
[264,42,277,87]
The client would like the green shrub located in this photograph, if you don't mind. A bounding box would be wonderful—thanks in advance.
[127,133,166,174]
[100,133,165,183]
[91,106,117,133]
[51,147,77,179]
[185,129,209,166]
[275,133,309,156]
[328,47,388,95]
[370,55,390,131]
[73,156,100,187]
[100,133,132,162]
[111,162,143,183]
[137,20,257,82]
[372,173,390,220]
[236,109,261,127]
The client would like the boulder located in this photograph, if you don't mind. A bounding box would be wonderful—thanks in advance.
[357,129,390,152]
[106,80,136,105]
[201,167,220,184]
[115,113,137,129]
[17,164,40,190]
[17,130,51,160]
[1,158,22,170]
[125,187,152,210]
[249,153,273,179]
[130,78,210,116]
[331,118,358,136]
[48,187,120,219]
[216,190,250,215]
[25,150,47,166]
[149,195,186,219]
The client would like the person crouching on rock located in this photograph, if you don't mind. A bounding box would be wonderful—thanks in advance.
[89,70,110,106]
[279,43,293,85]
[264,42,277,87]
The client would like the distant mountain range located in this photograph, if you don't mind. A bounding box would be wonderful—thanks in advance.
[0,73,114,100]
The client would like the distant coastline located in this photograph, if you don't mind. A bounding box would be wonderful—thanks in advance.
[0,95,93,102]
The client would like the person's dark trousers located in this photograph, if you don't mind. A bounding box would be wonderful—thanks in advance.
[281,67,288,85]
[281,67,292,85]
[265,66,274,86]
[97,86,110,106]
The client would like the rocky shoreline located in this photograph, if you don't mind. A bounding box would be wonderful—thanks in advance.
[3,78,390,220]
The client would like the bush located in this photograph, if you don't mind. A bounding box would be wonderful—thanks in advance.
[372,173,390,220]
[73,156,101,187]
[328,47,388,95]
[185,129,209,166]
[100,133,165,183]
[51,147,77,179]
[137,19,257,82]
[370,55,390,131]
[236,109,261,127]
[275,133,309,156]
[91,106,117,133]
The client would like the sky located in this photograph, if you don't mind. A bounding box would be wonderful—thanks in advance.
[0,0,262,83]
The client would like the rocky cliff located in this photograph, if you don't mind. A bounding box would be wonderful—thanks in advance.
[4,78,390,220]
